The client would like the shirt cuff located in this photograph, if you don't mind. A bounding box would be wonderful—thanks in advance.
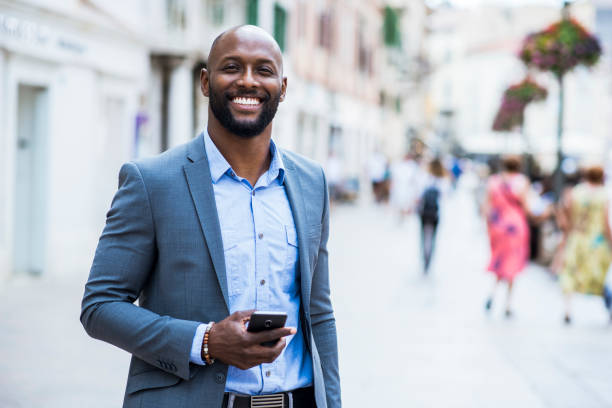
[189,323,210,365]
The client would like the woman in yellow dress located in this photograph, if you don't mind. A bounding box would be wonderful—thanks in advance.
[559,165,612,324]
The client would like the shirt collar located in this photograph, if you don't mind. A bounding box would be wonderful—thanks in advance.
[203,131,285,185]
[268,138,286,185]
[204,131,232,183]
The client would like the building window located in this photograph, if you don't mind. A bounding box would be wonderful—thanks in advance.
[208,0,224,25]
[247,0,258,25]
[166,0,186,31]
[274,3,287,51]
[383,6,401,48]
[356,17,369,74]
[318,11,333,49]
[297,0,306,39]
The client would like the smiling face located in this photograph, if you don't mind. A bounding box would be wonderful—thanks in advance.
[202,26,287,138]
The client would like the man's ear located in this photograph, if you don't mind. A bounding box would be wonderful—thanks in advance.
[200,68,210,97]
[279,77,287,102]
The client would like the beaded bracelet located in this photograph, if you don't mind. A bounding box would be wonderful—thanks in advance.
[202,322,215,365]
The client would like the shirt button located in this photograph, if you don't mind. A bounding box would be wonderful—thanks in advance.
[252,190,256,196]
[260,279,266,285]
[265,371,271,377]
[215,372,226,384]
[258,233,264,240]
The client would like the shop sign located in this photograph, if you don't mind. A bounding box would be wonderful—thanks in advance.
[0,13,86,54]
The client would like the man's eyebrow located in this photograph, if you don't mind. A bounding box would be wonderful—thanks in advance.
[217,55,279,66]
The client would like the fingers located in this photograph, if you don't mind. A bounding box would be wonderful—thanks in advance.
[254,338,287,363]
[249,327,296,343]
[230,309,255,321]
[233,338,287,369]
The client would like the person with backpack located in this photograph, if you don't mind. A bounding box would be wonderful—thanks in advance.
[418,158,449,273]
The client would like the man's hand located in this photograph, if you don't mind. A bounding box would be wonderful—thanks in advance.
[207,310,296,370]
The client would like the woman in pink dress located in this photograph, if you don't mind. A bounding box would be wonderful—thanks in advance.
[483,156,530,317]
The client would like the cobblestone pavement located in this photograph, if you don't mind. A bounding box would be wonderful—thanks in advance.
[1,186,612,407]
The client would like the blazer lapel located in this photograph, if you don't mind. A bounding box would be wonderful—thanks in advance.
[282,153,312,317]
[183,135,230,311]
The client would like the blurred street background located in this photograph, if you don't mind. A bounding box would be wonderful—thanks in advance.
[2,184,612,407]
[2,0,612,406]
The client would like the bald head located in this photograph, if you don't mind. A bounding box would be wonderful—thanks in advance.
[208,25,283,73]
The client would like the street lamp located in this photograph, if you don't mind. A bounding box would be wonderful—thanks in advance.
[553,0,573,198]
[519,0,600,198]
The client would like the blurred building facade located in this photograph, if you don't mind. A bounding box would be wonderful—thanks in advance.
[0,0,150,281]
[425,1,612,172]
[0,0,429,282]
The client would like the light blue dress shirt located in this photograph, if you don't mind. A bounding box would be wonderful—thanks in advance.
[189,133,313,395]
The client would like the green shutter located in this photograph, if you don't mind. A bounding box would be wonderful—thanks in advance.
[211,0,224,25]
[274,4,287,51]
[247,0,258,25]
[383,6,401,48]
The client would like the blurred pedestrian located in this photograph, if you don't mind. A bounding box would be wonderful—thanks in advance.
[558,165,612,324]
[526,177,554,262]
[417,158,449,273]
[326,151,343,205]
[368,150,390,203]
[550,171,582,275]
[450,157,463,189]
[483,156,530,317]
[390,153,422,221]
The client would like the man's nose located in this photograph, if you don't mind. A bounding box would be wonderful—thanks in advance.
[236,67,259,88]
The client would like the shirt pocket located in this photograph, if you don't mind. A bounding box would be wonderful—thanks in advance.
[275,225,299,295]
[223,231,246,299]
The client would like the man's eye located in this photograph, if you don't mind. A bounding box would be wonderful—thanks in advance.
[259,67,274,75]
[223,65,239,71]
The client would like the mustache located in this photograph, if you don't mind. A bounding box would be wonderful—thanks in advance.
[226,90,268,100]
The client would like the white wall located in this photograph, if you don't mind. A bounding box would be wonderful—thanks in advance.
[0,49,7,282]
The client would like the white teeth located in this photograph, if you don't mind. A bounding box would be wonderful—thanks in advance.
[233,97,260,105]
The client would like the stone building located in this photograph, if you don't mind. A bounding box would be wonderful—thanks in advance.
[0,0,429,282]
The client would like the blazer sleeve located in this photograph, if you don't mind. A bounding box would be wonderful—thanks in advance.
[310,167,342,408]
[80,162,200,380]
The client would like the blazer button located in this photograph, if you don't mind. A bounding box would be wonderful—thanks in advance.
[215,372,226,384]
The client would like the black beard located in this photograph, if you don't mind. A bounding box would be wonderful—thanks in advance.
[209,86,281,138]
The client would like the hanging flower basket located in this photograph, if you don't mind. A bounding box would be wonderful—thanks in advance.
[492,78,548,132]
[519,18,602,78]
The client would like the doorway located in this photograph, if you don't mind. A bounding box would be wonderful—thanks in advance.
[13,84,49,276]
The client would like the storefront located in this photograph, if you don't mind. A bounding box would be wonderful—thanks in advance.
[0,8,148,281]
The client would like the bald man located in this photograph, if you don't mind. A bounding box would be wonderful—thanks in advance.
[81,26,340,408]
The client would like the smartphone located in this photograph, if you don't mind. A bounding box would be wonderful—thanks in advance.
[247,311,288,347]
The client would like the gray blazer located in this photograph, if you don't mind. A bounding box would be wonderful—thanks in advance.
[81,134,340,408]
